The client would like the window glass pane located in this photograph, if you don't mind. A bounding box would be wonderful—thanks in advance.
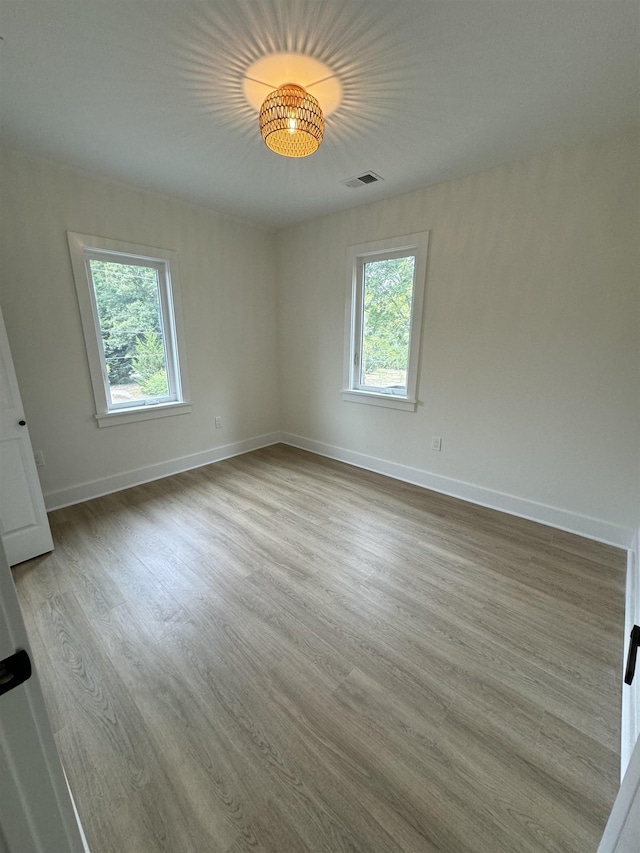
[88,259,170,405]
[361,255,415,390]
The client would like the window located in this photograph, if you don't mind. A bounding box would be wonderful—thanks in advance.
[67,233,191,427]
[342,232,429,411]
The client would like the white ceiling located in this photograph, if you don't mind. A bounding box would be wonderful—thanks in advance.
[1,1,637,229]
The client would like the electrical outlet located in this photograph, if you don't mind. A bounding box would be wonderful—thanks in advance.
[431,436,442,452]
[34,449,46,467]
[214,416,222,429]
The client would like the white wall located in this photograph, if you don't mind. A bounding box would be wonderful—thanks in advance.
[276,129,640,545]
[0,148,280,505]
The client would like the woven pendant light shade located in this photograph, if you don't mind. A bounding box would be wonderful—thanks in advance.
[259,83,324,158]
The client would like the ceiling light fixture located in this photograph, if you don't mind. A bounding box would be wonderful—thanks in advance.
[259,83,324,158]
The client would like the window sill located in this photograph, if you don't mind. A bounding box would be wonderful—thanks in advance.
[340,390,417,411]
[96,401,192,428]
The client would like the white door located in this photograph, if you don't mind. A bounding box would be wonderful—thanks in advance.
[0,538,88,852]
[598,734,640,852]
[0,304,53,565]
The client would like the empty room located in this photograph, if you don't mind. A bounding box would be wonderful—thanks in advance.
[0,1,639,851]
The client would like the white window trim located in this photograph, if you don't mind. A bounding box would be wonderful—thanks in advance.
[67,232,191,428]
[93,401,193,428]
[342,231,429,412]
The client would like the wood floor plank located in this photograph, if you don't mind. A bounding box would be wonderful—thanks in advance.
[534,710,619,814]
[34,592,220,850]
[266,664,515,853]
[162,621,402,851]
[225,798,311,853]
[13,444,625,853]
[88,606,267,851]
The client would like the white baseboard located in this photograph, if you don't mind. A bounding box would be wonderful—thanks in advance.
[45,428,634,548]
[44,432,282,511]
[622,532,640,779]
[281,432,633,548]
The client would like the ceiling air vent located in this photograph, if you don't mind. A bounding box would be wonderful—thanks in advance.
[342,171,384,189]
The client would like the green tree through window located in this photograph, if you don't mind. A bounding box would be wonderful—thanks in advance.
[361,255,415,388]
[89,260,169,399]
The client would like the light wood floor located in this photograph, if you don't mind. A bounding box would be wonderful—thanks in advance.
[14,445,626,853]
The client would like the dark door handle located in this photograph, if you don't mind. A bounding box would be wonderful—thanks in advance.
[624,625,640,686]
[18,419,26,426]
[0,649,32,697]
